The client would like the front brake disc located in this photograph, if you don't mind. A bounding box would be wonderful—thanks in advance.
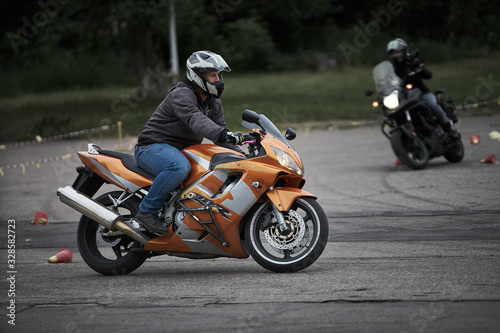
[264,210,306,250]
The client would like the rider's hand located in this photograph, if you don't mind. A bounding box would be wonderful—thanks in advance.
[225,131,244,145]
[412,58,425,73]
[412,57,422,66]
[243,134,256,142]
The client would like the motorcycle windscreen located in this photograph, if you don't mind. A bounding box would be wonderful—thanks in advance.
[242,113,293,149]
[373,61,402,96]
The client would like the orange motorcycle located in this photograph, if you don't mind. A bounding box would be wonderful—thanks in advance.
[57,110,329,275]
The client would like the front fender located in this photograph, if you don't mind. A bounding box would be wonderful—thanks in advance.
[266,188,317,212]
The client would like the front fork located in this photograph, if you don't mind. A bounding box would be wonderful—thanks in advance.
[271,202,289,232]
[257,202,291,236]
[385,111,418,142]
[401,111,417,138]
[257,188,316,233]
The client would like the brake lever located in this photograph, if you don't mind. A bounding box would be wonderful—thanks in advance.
[240,134,261,146]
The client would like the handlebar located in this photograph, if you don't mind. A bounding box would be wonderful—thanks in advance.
[240,134,260,145]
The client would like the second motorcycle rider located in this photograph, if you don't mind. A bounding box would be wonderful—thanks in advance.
[386,38,460,141]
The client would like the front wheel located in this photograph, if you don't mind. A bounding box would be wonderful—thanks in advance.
[77,191,150,275]
[244,197,329,273]
[443,139,464,163]
[391,128,429,170]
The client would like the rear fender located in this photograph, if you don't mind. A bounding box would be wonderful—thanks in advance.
[72,166,105,197]
[266,188,317,212]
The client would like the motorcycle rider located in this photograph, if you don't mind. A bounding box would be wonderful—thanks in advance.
[386,38,460,141]
[134,50,245,234]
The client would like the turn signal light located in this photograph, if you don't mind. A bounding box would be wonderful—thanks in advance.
[372,101,380,108]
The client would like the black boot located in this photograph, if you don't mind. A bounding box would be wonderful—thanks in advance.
[135,210,168,234]
[441,122,461,142]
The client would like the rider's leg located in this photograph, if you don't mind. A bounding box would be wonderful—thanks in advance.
[422,92,460,141]
[133,143,191,233]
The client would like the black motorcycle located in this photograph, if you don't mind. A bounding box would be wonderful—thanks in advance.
[366,52,464,169]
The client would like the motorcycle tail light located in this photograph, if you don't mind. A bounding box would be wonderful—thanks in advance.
[406,84,413,89]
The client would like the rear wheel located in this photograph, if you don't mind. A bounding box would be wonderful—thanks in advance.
[244,197,329,273]
[77,191,149,275]
[391,129,429,169]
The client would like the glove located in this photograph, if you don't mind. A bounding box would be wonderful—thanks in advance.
[225,131,244,145]
[411,58,425,73]
[412,57,422,66]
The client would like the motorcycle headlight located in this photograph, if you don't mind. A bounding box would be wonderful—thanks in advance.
[272,147,303,176]
[383,90,399,110]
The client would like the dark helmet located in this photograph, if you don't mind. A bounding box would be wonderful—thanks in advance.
[186,50,231,98]
[387,38,408,64]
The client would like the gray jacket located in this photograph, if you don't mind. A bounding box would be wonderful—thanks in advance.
[137,77,242,153]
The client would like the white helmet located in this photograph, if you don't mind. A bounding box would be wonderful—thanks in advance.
[186,51,231,98]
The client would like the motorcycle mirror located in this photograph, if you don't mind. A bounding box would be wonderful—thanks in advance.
[242,109,260,124]
[365,89,374,96]
[285,127,296,141]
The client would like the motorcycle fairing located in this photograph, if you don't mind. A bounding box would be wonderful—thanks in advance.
[146,138,308,257]
[181,144,246,186]
[77,152,153,192]
[143,226,244,257]
[163,167,259,258]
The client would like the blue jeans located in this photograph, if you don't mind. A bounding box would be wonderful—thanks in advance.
[422,92,450,125]
[134,143,191,213]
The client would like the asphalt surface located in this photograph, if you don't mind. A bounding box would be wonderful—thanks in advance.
[0,115,499,332]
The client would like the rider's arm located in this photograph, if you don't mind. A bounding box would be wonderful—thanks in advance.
[172,88,244,154]
[211,100,245,154]
[412,58,432,80]
[171,88,227,143]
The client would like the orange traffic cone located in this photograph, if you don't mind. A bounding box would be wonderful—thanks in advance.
[31,211,49,225]
[395,158,404,166]
[469,135,480,145]
[480,153,499,164]
[48,247,73,263]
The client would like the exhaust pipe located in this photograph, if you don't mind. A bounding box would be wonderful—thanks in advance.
[57,186,150,245]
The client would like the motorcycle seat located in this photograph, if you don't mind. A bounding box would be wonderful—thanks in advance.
[97,149,156,180]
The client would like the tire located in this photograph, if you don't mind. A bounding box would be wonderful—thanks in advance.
[391,129,429,170]
[244,197,329,273]
[443,139,464,163]
[77,191,149,275]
